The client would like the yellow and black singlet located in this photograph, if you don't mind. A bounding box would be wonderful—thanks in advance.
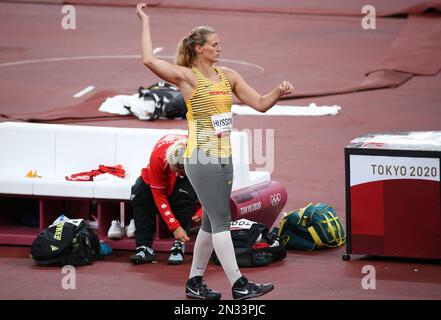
[184,66,233,158]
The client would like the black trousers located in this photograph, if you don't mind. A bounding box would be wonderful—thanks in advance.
[130,175,198,248]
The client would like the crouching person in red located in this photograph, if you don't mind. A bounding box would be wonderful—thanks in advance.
[130,134,202,265]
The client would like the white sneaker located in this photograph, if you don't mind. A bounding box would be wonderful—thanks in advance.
[125,219,136,238]
[108,220,124,239]
[168,240,185,265]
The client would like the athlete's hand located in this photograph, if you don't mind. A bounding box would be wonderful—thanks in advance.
[136,3,150,21]
[191,214,201,223]
[173,226,190,243]
[278,81,294,96]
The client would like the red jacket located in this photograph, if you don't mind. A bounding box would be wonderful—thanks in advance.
[141,134,202,231]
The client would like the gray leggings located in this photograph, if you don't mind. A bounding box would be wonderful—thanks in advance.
[184,149,233,234]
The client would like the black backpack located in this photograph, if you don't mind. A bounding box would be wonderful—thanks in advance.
[30,219,101,267]
[213,219,286,267]
[138,82,187,121]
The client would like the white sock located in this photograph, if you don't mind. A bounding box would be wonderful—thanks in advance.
[212,231,242,286]
[189,229,213,278]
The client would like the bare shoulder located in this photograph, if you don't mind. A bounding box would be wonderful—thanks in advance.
[218,66,240,86]
[219,66,239,78]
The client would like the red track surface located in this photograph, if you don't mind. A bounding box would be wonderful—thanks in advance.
[0,1,440,300]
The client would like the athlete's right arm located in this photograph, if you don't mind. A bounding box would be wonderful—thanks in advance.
[137,3,193,88]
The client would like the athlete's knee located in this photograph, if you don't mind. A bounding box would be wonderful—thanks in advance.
[211,220,230,234]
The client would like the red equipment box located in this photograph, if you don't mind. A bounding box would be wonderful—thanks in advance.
[344,132,441,261]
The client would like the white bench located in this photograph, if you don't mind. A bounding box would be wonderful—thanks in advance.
[0,122,283,251]
[0,122,269,199]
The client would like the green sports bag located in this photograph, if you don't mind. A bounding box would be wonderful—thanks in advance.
[274,203,345,251]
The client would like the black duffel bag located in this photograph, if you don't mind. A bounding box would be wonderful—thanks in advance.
[213,219,286,267]
[30,219,101,267]
[138,82,187,121]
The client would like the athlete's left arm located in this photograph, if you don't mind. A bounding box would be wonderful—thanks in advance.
[222,67,293,113]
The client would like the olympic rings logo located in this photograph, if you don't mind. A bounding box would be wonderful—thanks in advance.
[270,193,281,206]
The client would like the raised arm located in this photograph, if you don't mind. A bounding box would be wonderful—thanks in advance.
[136,3,193,88]
[222,67,294,113]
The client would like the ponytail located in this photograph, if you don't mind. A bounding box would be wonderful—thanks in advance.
[175,26,216,68]
[175,37,194,67]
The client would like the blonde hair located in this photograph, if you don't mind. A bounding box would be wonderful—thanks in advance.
[165,138,188,172]
[175,26,216,67]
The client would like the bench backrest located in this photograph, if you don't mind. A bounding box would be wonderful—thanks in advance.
[0,122,251,190]
[0,122,57,177]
